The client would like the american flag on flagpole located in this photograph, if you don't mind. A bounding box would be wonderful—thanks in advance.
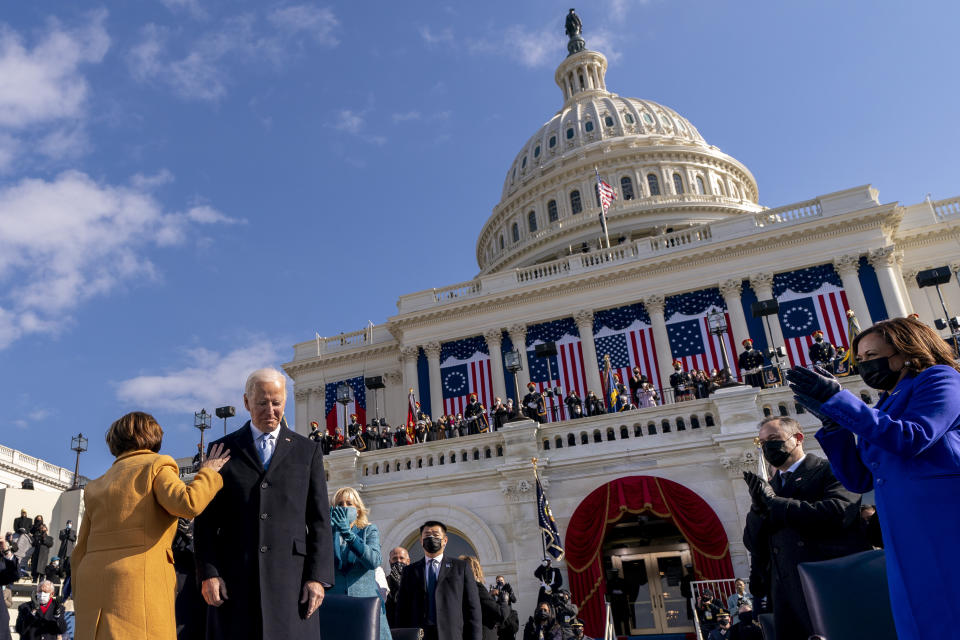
[594,303,662,395]
[664,288,740,379]
[595,167,615,245]
[526,318,588,422]
[774,264,851,367]
[324,376,366,433]
[440,336,494,417]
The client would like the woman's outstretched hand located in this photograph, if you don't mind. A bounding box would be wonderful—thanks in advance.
[200,442,231,473]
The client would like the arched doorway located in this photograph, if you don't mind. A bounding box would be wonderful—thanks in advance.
[565,476,733,637]
[401,527,478,563]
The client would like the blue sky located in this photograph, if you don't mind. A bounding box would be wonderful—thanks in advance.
[1,0,957,478]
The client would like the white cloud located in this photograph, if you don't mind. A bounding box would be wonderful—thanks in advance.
[0,11,109,128]
[129,8,339,102]
[36,125,90,161]
[391,111,421,123]
[268,5,339,45]
[115,340,284,412]
[131,168,175,190]
[333,109,364,134]
[0,170,238,349]
[159,0,207,20]
[420,26,454,45]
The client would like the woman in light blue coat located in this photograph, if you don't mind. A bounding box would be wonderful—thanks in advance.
[329,486,392,640]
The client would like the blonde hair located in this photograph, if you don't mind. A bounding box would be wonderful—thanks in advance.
[333,486,370,529]
[459,555,484,583]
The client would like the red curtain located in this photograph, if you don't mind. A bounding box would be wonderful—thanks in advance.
[565,476,734,637]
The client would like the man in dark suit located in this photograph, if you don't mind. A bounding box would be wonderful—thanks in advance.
[12,510,31,535]
[742,416,864,640]
[395,520,481,640]
[533,558,562,603]
[195,368,335,640]
[385,545,410,627]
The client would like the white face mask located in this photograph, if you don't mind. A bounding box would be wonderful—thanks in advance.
[38,592,51,604]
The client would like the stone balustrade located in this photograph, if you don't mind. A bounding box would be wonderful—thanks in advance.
[934,196,960,220]
[0,443,79,489]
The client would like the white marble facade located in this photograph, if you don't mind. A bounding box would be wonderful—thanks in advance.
[283,39,960,613]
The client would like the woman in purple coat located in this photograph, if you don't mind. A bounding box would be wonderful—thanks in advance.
[787,317,960,640]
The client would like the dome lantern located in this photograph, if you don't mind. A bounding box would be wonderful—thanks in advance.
[556,9,608,105]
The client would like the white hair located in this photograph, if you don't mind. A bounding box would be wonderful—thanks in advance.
[244,368,287,396]
[38,580,53,592]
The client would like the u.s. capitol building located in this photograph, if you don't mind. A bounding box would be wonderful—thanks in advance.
[282,23,959,637]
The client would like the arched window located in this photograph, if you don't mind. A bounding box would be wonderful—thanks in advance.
[542,439,550,450]
[696,176,706,195]
[705,413,715,427]
[633,424,642,437]
[554,437,563,449]
[584,121,594,132]
[570,190,583,214]
[606,428,616,441]
[647,422,657,435]
[690,415,700,429]
[567,434,576,447]
[624,113,635,124]
[511,222,519,243]
[661,419,671,433]
[499,234,504,250]
[521,157,527,169]
[547,200,558,222]
[716,180,726,196]
[593,430,602,443]
[604,115,615,127]
[580,432,589,445]
[673,173,684,194]
[549,135,557,148]
[578,73,585,89]
[528,211,537,232]
[534,145,541,158]
[566,127,575,139]
[620,426,629,439]
[676,417,686,431]
[647,174,661,196]
[620,176,635,200]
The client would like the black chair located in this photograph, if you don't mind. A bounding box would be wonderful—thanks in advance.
[315,594,380,640]
[798,549,896,640]
[390,629,424,640]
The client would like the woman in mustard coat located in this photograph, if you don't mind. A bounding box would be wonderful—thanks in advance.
[72,411,229,640]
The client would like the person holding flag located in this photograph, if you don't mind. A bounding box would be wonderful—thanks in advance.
[531,458,564,605]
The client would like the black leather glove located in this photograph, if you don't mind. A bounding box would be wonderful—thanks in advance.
[743,471,777,508]
[786,365,841,403]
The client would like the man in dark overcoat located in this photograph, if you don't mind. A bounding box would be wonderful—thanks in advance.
[738,339,765,388]
[195,368,335,640]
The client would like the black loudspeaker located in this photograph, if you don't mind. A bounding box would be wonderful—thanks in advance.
[534,342,558,357]
[916,266,952,288]
[215,406,236,419]
[751,299,780,318]
[364,376,385,389]
[21,479,34,490]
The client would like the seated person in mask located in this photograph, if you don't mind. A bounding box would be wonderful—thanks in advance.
[16,580,67,640]
[523,601,562,640]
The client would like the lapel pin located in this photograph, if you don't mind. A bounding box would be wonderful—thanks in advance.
[284,437,291,442]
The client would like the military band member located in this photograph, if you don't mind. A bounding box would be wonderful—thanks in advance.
[491,398,508,431]
[738,339,765,388]
[807,330,837,368]
[347,414,361,438]
[670,360,692,401]
[394,423,407,447]
[308,421,323,443]
[565,391,583,419]
[363,422,380,451]
[522,382,547,423]
[464,393,489,434]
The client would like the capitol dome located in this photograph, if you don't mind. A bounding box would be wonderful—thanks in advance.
[477,41,763,274]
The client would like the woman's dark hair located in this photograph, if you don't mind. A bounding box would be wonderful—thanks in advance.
[852,316,960,373]
[105,411,164,457]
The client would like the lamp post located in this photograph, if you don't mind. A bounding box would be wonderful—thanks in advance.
[336,382,353,435]
[70,433,88,489]
[194,409,211,464]
[504,349,523,407]
[707,308,742,388]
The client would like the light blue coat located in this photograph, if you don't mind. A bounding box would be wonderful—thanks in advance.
[328,522,392,640]
[816,365,960,640]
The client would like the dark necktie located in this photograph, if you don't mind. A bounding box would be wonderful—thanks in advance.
[778,471,793,493]
[427,559,438,625]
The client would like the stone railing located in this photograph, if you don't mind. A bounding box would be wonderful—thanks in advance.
[0,444,79,488]
[754,199,822,227]
[434,280,482,302]
[934,196,960,220]
[292,323,394,360]
[647,224,713,252]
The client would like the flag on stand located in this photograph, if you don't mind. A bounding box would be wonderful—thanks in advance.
[407,388,417,426]
[664,289,739,379]
[595,167,616,244]
[526,318,588,422]
[533,460,564,561]
[602,356,620,412]
[324,377,366,434]
[842,309,862,367]
[440,336,494,416]
[594,303,661,393]
[774,265,851,367]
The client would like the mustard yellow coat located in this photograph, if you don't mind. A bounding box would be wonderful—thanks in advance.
[72,450,223,640]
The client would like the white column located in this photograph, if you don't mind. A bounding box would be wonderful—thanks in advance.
[642,294,674,392]
[294,388,309,435]
[833,254,873,327]
[507,325,530,392]
[400,346,420,404]
[424,342,443,419]
[869,247,910,318]
[719,279,750,345]
[574,309,603,397]
[749,273,786,350]
[306,385,324,429]
[382,370,404,428]
[484,329,508,403]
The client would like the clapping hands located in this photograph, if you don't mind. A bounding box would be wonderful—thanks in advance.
[743,471,777,510]
[329,506,353,533]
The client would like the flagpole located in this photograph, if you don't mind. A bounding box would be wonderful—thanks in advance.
[595,166,612,251]
[532,457,548,560]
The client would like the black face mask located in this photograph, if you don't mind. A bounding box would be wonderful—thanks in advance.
[423,536,443,553]
[740,611,755,625]
[535,611,549,622]
[762,439,793,468]
[858,356,902,390]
